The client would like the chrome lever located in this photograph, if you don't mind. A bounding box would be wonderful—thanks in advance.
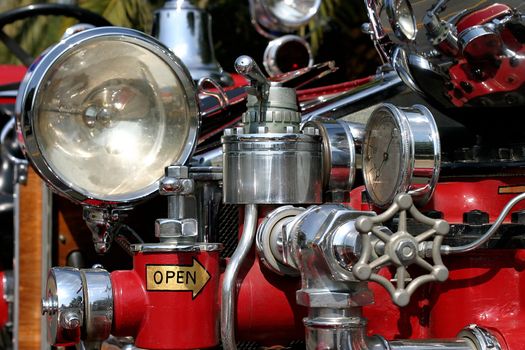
[271,61,337,89]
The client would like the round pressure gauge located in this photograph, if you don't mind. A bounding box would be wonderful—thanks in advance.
[362,103,440,207]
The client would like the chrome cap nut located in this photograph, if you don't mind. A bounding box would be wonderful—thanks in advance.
[43,267,84,346]
[42,267,113,346]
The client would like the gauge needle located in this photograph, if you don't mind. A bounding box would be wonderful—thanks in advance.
[375,129,395,180]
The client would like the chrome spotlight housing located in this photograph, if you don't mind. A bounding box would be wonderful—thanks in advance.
[16,27,199,206]
[385,0,417,42]
[250,0,321,36]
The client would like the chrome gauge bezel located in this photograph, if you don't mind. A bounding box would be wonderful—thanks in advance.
[303,119,362,198]
[362,103,440,207]
[16,27,199,206]
[385,0,417,42]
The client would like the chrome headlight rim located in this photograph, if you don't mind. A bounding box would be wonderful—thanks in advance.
[250,0,322,36]
[385,0,417,42]
[17,27,199,206]
[362,103,441,208]
[261,0,322,28]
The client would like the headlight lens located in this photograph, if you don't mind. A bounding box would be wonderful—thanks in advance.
[17,27,199,205]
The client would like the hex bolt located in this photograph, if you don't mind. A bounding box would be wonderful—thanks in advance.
[512,210,525,224]
[463,209,489,225]
[402,246,413,258]
[395,240,417,263]
[60,311,81,330]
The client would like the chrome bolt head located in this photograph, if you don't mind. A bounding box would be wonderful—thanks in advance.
[61,311,81,330]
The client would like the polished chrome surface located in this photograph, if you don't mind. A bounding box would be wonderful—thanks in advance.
[391,47,424,94]
[81,268,112,343]
[225,56,324,204]
[303,119,362,200]
[304,308,370,350]
[301,71,405,120]
[385,0,417,42]
[457,25,501,59]
[155,218,198,243]
[249,0,321,37]
[353,194,449,307]
[222,132,322,204]
[61,23,95,39]
[387,339,473,350]
[263,35,313,76]
[0,117,27,192]
[364,0,525,109]
[83,206,130,254]
[221,204,258,350]
[131,242,222,253]
[304,307,473,350]
[255,205,304,276]
[152,1,232,86]
[284,204,375,307]
[17,27,199,206]
[42,267,84,346]
[362,103,440,207]
[458,325,501,350]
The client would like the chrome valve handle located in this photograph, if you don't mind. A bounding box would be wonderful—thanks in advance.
[353,194,449,307]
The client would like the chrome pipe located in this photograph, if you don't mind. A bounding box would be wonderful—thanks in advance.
[221,204,258,350]
[301,72,405,122]
[387,339,473,350]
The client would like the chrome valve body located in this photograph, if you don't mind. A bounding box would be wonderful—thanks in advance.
[222,56,323,204]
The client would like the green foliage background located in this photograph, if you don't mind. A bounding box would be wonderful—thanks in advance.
[0,0,380,80]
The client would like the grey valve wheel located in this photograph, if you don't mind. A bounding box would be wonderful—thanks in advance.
[353,193,449,307]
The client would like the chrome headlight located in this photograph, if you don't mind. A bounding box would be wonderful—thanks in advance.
[385,0,417,41]
[251,0,321,35]
[16,27,199,206]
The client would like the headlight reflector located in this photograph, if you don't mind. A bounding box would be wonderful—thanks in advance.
[17,27,199,205]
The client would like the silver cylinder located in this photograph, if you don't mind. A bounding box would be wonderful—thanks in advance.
[222,132,322,204]
[387,340,473,350]
[304,308,368,350]
[152,1,232,85]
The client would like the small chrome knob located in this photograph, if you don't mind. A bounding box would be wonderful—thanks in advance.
[61,311,81,330]
[234,55,268,87]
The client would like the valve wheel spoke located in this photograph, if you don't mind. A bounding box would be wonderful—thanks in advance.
[353,193,449,307]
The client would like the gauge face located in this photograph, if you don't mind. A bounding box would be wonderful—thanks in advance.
[363,106,408,207]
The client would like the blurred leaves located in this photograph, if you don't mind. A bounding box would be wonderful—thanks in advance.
[0,0,153,64]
